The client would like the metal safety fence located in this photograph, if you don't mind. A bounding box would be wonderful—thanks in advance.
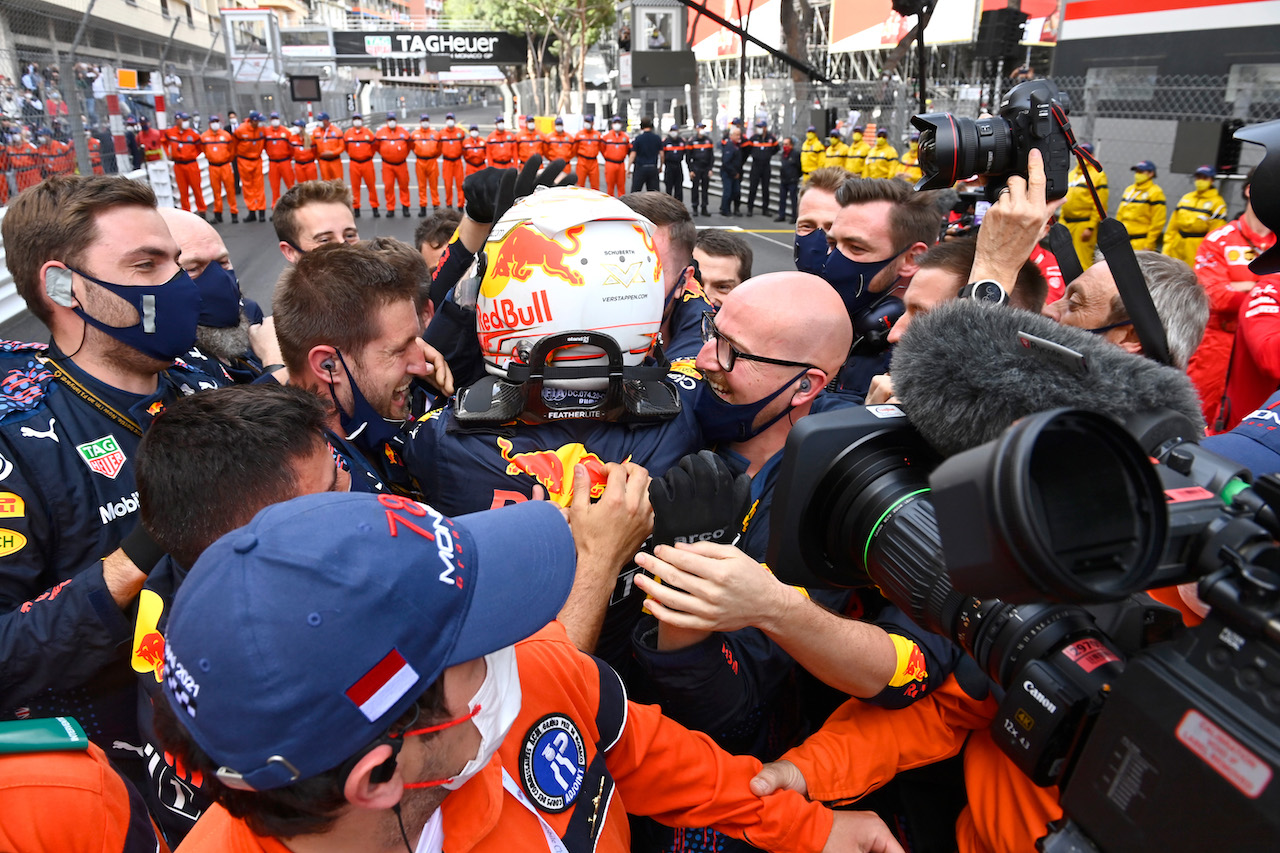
[704,72,1279,215]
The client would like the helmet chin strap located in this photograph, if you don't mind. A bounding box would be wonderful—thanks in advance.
[455,331,681,425]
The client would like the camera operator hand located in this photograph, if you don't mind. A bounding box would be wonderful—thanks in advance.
[635,543,899,696]
[635,542,791,637]
[970,149,1064,292]
[559,461,653,652]
[866,372,899,406]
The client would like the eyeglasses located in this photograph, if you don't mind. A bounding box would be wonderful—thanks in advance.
[701,311,821,375]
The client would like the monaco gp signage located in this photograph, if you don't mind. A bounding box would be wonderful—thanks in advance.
[332,31,527,65]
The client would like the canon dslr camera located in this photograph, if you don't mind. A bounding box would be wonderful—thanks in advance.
[911,78,1074,201]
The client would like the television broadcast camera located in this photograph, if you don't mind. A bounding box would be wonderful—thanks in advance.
[911,78,1076,201]
[766,403,1280,851]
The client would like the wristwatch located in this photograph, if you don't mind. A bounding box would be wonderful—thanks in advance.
[959,279,1009,306]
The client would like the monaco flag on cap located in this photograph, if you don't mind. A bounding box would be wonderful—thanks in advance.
[346,648,419,721]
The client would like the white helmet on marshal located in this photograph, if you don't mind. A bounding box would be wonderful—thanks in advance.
[475,186,664,387]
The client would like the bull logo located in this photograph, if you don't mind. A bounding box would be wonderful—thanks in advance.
[483,223,587,298]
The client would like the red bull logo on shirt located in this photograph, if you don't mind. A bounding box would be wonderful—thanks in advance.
[483,223,587,298]
[496,437,610,506]
[887,633,929,691]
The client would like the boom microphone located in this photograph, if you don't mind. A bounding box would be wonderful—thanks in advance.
[891,300,1205,457]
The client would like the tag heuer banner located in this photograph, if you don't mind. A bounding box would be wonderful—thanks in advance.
[333,31,528,65]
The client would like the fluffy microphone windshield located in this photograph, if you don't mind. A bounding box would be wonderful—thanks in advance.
[892,299,1205,457]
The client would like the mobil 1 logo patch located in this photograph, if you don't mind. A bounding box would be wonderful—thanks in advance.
[520,714,586,812]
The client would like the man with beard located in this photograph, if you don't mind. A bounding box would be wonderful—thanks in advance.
[159,207,267,383]
[271,242,452,493]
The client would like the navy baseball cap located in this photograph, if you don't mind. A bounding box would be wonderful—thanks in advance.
[209,115,221,123]
[1202,392,1280,474]
[495,115,505,123]
[1195,164,1215,178]
[1079,142,1094,155]
[1131,160,1157,174]
[611,115,622,122]
[293,119,305,127]
[387,112,396,120]
[554,117,564,124]
[161,493,575,792]
[248,111,260,121]
[583,115,594,123]
[756,119,767,128]
[730,118,742,127]
[853,125,865,133]
[318,112,330,120]
[697,122,707,128]
[469,124,479,131]
[352,113,362,120]
[876,128,888,137]
[807,125,815,132]
[176,112,189,120]
[446,112,455,119]
[669,124,679,132]
[270,111,279,119]
[421,113,430,120]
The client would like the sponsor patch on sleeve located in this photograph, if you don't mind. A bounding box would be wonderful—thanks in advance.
[520,714,587,813]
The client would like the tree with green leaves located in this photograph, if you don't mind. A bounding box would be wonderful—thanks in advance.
[444,0,614,113]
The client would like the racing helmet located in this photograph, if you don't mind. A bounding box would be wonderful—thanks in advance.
[473,186,664,388]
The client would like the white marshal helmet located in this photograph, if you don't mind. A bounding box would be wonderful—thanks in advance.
[474,186,665,389]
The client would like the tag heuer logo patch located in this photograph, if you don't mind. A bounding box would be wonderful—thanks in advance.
[76,435,126,479]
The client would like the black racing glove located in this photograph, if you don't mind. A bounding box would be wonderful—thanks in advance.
[462,155,579,225]
[648,450,752,550]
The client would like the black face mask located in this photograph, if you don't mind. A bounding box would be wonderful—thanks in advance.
[328,350,406,457]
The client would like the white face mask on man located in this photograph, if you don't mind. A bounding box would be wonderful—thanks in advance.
[354,118,363,128]
[271,119,280,127]
[446,119,456,128]
[180,121,190,130]
[441,645,522,790]
[210,122,220,131]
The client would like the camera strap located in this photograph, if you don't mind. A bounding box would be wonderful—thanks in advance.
[1097,218,1174,367]
[1047,222,1085,284]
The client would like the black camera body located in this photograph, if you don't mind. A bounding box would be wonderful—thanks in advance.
[767,404,1280,851]
[911,79,1075,201]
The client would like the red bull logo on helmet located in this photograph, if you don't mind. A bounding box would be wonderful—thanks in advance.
[483,223,587,298]
[478,289,554,333]
[633,223,663,283]
[496,437,611,506]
